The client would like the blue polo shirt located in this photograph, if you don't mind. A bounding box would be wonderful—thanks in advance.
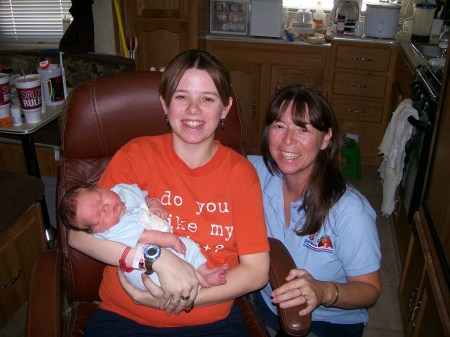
[248,155,381,324]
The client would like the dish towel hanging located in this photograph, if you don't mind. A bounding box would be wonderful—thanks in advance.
[378,98,419,216]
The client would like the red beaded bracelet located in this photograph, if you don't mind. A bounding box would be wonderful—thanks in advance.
[119,246,133,272]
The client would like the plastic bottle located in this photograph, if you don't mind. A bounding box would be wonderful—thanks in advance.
[336,14,345,34]
[313,1,326,30]
[438,24,450,59]
[11,105,22,126]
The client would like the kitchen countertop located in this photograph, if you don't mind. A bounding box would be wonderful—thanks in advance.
[207,32,401,46]
[207,33,428,69]
[398,40,427,69]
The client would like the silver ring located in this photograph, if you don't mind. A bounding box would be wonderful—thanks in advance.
[299,288,303,296]
[180,295,190,301]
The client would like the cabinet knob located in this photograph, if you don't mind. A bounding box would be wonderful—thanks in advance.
[348,108,366,114]
[352,57,374,62]
[350,83,369,89]
[252,98,256,116]
[276,80,284,91]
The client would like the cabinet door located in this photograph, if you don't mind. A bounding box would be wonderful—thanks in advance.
[338,120,384,165]
[0,203,46,327]
[410,273,447,337]
[389,52,414,120]
[395,51,414,99]
[224,61,262,154]
[137,20,188,70]
[399,232,426,336]
[270,65,324,96]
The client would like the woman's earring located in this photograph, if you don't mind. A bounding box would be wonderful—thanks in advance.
[164,113,169,126]
[221,117,226,130]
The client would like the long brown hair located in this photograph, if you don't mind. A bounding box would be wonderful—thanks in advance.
[261,84,346,236]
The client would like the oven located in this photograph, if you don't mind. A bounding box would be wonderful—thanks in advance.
[401,63,442,221]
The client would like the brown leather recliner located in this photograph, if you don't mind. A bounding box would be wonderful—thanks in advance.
[26,71,310,337]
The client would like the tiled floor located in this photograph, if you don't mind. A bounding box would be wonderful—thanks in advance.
[349,165,404,337]
[0,165,404,337]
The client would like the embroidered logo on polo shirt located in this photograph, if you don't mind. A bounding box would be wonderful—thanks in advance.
[303,235,334,253]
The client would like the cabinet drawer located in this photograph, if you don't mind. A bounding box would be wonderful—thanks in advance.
[331,96,383,123]
[333,72,387,98]
[335,45,391,72]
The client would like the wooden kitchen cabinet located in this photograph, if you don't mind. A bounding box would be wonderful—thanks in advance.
[270,65,324,93]
[394,48,415,100]
[391,49,417,264]
[0,202,47,328]
[221,61,262,152]
[207,38,329,154]
[327,41,397,165]
[390,48,415,123]
[398,210,450,337]
[397,44,450,337]
[123,0,209,70]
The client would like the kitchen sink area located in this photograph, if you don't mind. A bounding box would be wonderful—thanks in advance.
[411,42,440,60]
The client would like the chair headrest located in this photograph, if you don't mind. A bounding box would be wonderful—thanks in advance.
[60,71,244,159]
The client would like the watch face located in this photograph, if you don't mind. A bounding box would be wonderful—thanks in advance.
[144,244,161,262]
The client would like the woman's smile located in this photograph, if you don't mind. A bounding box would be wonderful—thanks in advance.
[280,150,300,159]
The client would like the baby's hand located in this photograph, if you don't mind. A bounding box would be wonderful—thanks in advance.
[146,197,168,220]
[171,238,186,255]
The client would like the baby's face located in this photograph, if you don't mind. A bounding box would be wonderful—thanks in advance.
[76,187,125,233]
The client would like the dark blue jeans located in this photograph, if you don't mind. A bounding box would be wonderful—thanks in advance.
[84,303,248,337]
[253,291,364,337]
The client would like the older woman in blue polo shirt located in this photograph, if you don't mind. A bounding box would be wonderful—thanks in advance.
[249,84,381,337]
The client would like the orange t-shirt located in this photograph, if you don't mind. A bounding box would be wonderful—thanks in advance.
[97,134,269,327]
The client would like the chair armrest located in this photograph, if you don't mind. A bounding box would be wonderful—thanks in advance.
[269,238,311,336]
[27,250,62,337]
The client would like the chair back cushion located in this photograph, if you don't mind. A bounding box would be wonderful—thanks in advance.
[58,71,244,303]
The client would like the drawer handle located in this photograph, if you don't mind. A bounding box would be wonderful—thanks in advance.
[409,300,422,328]
[350,83,369,89]
[276,80,283,91]
[253,98,256,116]
[348,108,366,114]
[408,287,419,315]
[2,269,21,289]
[352,57,373,62]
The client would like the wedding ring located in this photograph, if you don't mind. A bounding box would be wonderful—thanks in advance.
[299,287,303,296]
[180,295,190,301]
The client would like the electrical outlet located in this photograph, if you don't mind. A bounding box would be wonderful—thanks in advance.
[346,133,359,143]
